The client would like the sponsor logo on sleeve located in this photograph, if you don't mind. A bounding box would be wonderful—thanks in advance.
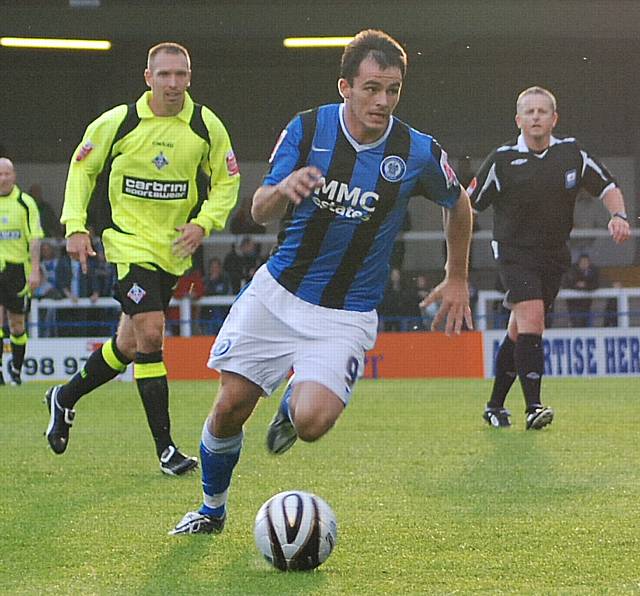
[226,150,240,176]
[268,129,287,163]
[122,176,189,200]
[439,149,458,189]
[75,141,95,162]
[466,177,478,195]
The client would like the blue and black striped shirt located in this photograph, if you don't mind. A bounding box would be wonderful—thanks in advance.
[264,103,460,311]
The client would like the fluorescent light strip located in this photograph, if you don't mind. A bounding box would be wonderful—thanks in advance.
[283,37,353,48]
[0,37,111,51]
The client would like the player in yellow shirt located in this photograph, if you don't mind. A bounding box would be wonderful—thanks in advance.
[45,42,240,475]
[0,158,43,385]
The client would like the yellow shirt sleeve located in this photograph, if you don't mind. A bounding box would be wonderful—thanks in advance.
[21,193,45,241]
[189,106,240,234]
[61,105,128,236]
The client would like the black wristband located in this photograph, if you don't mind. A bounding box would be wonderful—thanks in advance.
[611,212,628,222]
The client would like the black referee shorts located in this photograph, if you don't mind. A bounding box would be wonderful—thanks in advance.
[0,263,29,314]
[114,264,178,316]
[493,242,570,311]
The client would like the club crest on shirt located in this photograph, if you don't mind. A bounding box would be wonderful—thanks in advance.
[1,216,9,225]
[380,155,406,183]
[152,151,169,170]
[565,169,577,189]
[127,283,146,304]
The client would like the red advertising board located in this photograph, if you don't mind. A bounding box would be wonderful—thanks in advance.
[163,332,484,381]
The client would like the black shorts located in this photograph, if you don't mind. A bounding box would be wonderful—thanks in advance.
[0,263,29,314]
[494,242,570,311]
[114,264,178,316]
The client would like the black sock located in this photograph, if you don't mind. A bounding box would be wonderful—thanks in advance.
[10,332,27,371]
[0,328,5,369]
[135,351,172,458]
[487,335,516,409]
[59,336,131,409]
[515,333,544,412]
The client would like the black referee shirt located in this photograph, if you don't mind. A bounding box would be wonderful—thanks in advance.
[469,134,617,248]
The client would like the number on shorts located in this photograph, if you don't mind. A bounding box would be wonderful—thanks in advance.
[345,356,359,387]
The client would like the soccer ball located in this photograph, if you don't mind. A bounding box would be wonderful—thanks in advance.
[254,490,338,571]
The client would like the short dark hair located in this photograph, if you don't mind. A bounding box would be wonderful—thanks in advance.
[147,42,191,70]
[340,30,407,84]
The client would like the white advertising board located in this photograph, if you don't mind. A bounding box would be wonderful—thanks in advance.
[2,338,133,382]
[483,327,640,378]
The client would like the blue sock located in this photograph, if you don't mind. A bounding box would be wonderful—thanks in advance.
[279,380,294,422]
[198,422,243,518]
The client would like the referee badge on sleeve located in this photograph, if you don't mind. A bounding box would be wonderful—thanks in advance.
[565,169,577,189]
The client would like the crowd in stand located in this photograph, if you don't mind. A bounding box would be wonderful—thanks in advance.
[33,233,267,337]
[23,187,628,337]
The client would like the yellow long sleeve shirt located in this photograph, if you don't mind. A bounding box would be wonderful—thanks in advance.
[62,91,240,276]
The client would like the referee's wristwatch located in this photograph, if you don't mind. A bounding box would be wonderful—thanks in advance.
[611,212,628,221]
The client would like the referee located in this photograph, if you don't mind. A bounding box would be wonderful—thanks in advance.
[469,86,630,430]
[0,158,43,385]
[45,42,240,475]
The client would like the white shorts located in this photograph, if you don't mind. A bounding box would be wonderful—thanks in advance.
[208,265,378,404]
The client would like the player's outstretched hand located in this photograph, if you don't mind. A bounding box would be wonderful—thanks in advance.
[277,166,324,205]
[66,232,96,274]
[173,223,205,258]
[420,277,473,336]
[608,216,630,245]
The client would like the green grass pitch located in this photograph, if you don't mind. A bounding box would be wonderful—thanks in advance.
[1,377,639,594]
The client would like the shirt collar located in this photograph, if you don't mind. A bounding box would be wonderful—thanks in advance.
[339,103,393,152]
[0,185,20,200]
[136,91,194,122]
[517,133,559,157]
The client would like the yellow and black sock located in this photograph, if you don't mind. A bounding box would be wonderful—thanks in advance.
[9,332,27,371]
[59,336,131,409]
[0,328,5,367]
[134,350,172,458]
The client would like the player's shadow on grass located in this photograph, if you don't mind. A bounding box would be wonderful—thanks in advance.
[445,408,590,518]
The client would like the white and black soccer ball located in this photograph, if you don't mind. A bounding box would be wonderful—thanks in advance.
[254,490,338,571]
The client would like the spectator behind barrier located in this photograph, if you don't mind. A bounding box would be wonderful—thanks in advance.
[565,253,599,327]
[203,256,232,334]
[167,266,205,336]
